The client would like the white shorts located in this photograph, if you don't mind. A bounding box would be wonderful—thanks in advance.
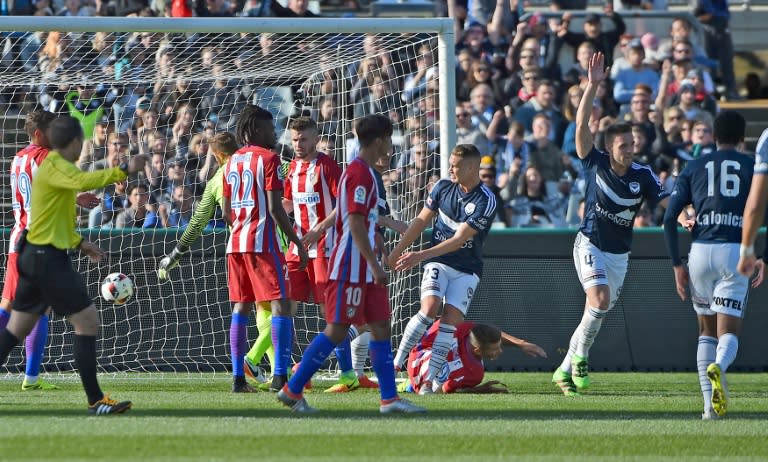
[420,262,480,316]
[687,242,749,318]
[573,232,628,309]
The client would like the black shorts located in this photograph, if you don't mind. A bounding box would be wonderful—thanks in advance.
[14,242,93,316]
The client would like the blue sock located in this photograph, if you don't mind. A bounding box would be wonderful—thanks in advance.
[25,314,48,379]
[271,316,294,376]
[334,335,353,374]
[288,333,336,395]
[0,309,10,331]
[230,313,248,377]
[370,339,397,401]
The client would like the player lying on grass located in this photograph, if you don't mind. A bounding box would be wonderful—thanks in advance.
[403,321,546,394]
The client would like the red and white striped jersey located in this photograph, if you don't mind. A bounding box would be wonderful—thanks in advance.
[328,158,379,284]
[9,144,48,253]
[284,152,341,259]
[223,145,283,254]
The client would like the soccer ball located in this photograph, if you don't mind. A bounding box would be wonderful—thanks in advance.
[101,272,134,305]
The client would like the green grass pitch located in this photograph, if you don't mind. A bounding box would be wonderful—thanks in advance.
[1,372,768,461]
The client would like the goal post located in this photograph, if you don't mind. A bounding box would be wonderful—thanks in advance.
[0,16,455,375]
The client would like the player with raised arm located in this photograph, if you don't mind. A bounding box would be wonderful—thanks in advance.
[1,110,100,391]
[222,105,309,393]
[737,128,768,283]
[664,110,764,419]
[388,144,497,394]
[552,52,669,396]
[0,115,145,414]
[406,321,547,394]
[277,114,425,414]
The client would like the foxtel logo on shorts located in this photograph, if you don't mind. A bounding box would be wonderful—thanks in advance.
[713,296,743,311]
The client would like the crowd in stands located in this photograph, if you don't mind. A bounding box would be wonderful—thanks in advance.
[0,0,755,229]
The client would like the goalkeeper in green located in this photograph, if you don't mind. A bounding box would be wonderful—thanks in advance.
[157,132,274,390]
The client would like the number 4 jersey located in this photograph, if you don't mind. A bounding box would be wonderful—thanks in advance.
[9,144,48,252]
[223,145,284,254]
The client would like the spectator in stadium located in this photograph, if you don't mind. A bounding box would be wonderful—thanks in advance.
[506,12,561,81]
[558,6,626,65]
[507,67,541,113]
[166,184,196,228]
[563,41,595,90]
[631,123,656,167]
[77,117,111,170]
[552,52,668,396]
[20,31,46,72]
[693,0,737,99]
[652,107,687,167]
[468,83,497,135]
[495,121,530,190]
[404,321,546,394]
[57,77,118,143]
[675,82,713,124]
[37,31,76,79]
[612,39,659,105]
[457,59,504,107]
[186,133,209,171]
[668,69,718,119]
[354,75,403,126]
[199,62,244,132]
[194,0,234,16]
[618,86,655,147]
[88,132,129,172]
[114,183,163,228]
[527,113,574,197]
[456,102,489,154]
[668,39,716,93]
[402,45,436,104]
[270,0,321,17]
[513,79,566,147]
[561,85,585,159]
[456,20,498,61]
[478,156,507,226]
[505,165,567,227]
[94,178,130,228]
[57,0,92,16]
[316,95,340,138]
[136,107,160,156]
[171,103,198,159]
[609,34,635,79]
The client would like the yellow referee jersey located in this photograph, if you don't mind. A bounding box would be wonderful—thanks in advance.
[26,151,127,250]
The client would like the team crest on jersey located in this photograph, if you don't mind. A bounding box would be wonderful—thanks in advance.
[464,202,476,215]
[346,306,357,318]
[628,182,640,194]
[354,186,366,204]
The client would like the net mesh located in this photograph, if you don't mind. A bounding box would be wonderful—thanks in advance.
[0,23,446,374]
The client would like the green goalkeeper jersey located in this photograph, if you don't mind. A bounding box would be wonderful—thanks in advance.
[177,166,225,250]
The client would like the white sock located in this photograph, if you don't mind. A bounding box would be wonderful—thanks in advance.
[394,312,433,369]
[559,329,580,374]
[574,306,607,357]
[427,323,456,382]
[352,331,370,377]
[697,335,717,412]
[716,333,739,372]
[24,375,38,384]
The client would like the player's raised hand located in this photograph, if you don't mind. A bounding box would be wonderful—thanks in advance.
[587,52,609,84]
[672,265,689,301]
[79,240,105,263]
[76,192,100,209]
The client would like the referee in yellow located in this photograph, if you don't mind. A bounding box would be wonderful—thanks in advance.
[0,115,146,415]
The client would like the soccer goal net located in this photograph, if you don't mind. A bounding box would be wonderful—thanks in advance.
[0,16,455,375]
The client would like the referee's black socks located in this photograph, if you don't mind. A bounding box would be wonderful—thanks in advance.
[0,328,20,365]
[73,335,104,405]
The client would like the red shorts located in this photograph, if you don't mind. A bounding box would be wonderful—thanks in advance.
[287,256,328,303]
[227,252,289,303]
[2,252,19,301]
[324,280,390,325]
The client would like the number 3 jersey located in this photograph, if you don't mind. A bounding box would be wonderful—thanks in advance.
[223,145,283,254]
[9,144,48,253]
[667,149,754,244]
[580,147,667,254]
[425,179,497,277]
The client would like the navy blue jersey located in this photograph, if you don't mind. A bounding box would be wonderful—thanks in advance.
[580,147,668,254]
[373,169,390,218]
[425,179,497,276]
[663,149,754,265]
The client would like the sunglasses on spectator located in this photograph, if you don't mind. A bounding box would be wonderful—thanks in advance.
[523,75,537,81]
[457,112,471,117]
[475,68,491,72]
[674,48,691,53]
[694,127,712,133]
[111,142,128,146]
[520,54,535,59]
[668,115,683,121]
[480,173,495,179]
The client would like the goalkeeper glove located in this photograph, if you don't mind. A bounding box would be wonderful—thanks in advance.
[158,246,186,281]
